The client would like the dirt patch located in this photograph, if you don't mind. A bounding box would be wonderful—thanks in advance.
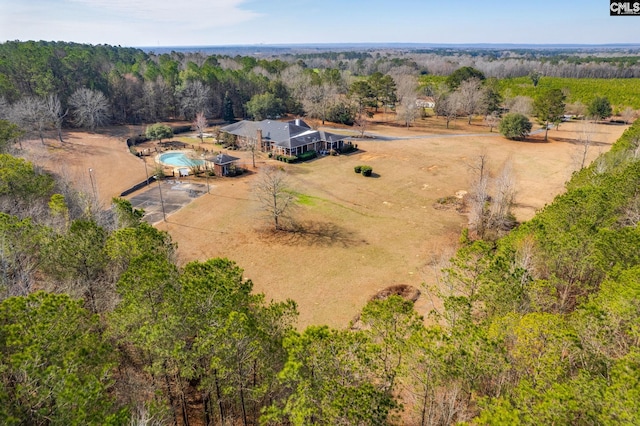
[369,284,421,302]
[21,130,148,205]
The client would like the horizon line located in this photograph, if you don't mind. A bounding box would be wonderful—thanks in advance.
[137,41,640,48]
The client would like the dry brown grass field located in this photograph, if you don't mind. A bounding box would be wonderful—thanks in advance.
[22,116,628,328]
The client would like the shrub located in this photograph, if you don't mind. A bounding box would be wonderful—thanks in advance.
[297,150,317,161]
[354,165,362,173]
[268,152,273,158]
[361,165,373,176]
[499,113,532,140]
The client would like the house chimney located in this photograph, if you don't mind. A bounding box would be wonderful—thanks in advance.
[295,119,301,126]
[256,129,263,151]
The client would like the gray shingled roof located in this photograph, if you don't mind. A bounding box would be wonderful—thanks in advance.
[206,153,240,165]
[221,119,348,150]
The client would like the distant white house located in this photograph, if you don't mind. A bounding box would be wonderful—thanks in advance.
[416,97,435,108]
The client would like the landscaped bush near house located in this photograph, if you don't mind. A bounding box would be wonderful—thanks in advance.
[297,150,317,161]
[354,165,362,173]
[340,143,357,154]
[360,165,373,176]
[276,154,297,163]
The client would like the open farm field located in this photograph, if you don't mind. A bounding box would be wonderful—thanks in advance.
[498,77,640,109]
[419,75,640,109]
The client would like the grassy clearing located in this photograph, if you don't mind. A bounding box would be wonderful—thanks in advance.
[154,120,629,328]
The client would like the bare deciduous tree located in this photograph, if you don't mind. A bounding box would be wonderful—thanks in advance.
[141,79,172,122]
[179,80,211,120]
[254,166,295,231]
[69,88,110,131]
[467,154,517,239]
[397,97,419,128]
[456,78,486,124]
[393,72,420,128]
[10,96,50,144]
[45,94,67,143]
[303,83,338,125]
[483,111,500,132]
[505,95,533,116]
[568,101,586,118]
[391,71,418,104]
[467,154,489,239]
[577,119,597,169]
[192,111,207,143]
[239,136,259,168]
[488,159,516,231]
[354,110,372,137]
[619,193,640,227]
[621,106,636,124]
[442,92,462,129]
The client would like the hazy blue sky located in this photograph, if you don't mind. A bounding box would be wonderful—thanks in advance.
[0,0,638,47]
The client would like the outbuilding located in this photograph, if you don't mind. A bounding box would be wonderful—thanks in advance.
[207,153,240,176]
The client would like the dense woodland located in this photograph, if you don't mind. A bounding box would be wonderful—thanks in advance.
[1,41,640,137]
[1,41,640,424]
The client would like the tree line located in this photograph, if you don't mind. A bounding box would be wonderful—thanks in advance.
[0,41,415,137]
[2,41,639,143]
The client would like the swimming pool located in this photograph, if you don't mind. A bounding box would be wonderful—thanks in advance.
[158,152,205,167]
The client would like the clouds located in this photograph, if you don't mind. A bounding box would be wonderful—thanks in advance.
[0,0,262,46]
[68,0,260,27]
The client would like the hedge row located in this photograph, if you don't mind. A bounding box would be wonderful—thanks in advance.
[268,150,319,163]
[298,150,318,161]
[272,154,298,163]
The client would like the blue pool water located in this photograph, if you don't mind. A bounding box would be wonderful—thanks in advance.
[159,152,205,167]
